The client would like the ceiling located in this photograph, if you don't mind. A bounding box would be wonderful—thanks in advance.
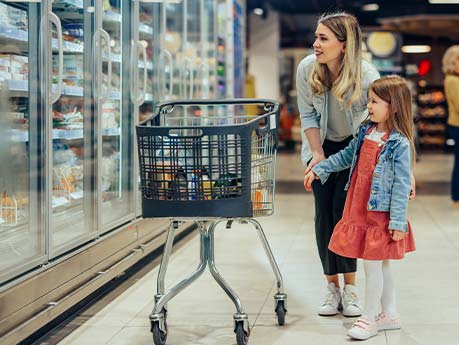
[247,0,459,46]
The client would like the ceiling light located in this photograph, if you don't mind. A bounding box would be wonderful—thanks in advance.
[362,3,380,11]
[429,1,459,4]
[253,8,264,16]
[401,45,432,53]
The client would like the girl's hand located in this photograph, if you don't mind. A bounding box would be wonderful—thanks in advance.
[305,152,326,174]
[409,173,416,200]
[304,171,318,191]
[389,229,406,241]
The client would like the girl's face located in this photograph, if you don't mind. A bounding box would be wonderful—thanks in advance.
[313,23,345,67]
[368,90,390,127]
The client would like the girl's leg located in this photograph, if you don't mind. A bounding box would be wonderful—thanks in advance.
[362,260,383,320]
[381,260,398,316]
[376,260,401,331]
[347,260,382,340]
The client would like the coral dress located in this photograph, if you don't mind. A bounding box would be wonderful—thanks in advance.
[328,129,416,260]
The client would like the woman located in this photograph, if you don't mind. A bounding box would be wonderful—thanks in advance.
[442,45,459,207]
[296,12,379,317]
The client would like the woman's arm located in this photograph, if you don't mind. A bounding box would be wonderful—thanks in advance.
[296,58,325,172]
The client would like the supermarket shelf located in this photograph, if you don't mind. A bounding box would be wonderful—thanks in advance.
[6,80,121,99]
[10,128,121,142]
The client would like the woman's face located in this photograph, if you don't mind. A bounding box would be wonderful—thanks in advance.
[313,23,345,68]
[368,90,390,127]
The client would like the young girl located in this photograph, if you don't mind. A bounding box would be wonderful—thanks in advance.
[304,75,416,340]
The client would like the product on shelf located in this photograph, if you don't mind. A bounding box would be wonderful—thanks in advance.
[1,191,18,226]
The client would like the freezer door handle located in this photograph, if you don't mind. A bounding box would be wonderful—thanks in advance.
[182,57,194,99]
[100,28,112,100]
[137,40,147,105]
[159,49,173,100]
[49,12,63,104]
[131,41,147,106]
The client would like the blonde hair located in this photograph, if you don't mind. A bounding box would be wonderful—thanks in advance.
[442,45,459,75]
[369,75,416,162]
[310,12,362,109]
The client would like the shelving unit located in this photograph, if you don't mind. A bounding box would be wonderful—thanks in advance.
[416,85,448,149]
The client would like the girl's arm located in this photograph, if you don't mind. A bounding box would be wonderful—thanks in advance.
[310,137,357,184]
[389,140,412,232]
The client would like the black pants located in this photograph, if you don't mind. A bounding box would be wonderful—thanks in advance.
[449,125,459,201]
[311,137,357,275]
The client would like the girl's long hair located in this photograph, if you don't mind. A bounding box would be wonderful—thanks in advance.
[310,12,362,109]
[369,75,416,162]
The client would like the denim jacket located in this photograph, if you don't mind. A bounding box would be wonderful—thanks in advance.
[312,122,412,233]
[296,54,380,165]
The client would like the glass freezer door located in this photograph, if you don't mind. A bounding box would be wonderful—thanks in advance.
[98,0,134,230]
[135,0,162,216]
[0,1,45,283]
[50,0,93,254]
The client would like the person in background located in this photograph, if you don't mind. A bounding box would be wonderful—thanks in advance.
[296,12,380,317]
[442,45,459,207]
[304,75,416,340]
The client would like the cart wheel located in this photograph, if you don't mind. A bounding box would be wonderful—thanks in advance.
[152,322,167,345]
[275,300,286,326]
[235,321,248,345]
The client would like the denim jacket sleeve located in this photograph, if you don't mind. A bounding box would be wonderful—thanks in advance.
[388,139,412,232]
[311,137,357,184]
[296,58,320,130]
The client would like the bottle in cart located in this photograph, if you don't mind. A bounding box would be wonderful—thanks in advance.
[169,168,188,200]
[201,168,212,200]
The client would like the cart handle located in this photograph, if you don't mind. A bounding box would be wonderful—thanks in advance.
[157,98,279,113]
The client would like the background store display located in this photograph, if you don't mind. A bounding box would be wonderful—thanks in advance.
[416,84,449,149]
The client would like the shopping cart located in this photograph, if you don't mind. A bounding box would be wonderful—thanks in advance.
[136,99,287,345]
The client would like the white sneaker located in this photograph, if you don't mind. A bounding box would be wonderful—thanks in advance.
[347,317,378,340]
[375,312,401,331]
[342,284,362,317]
[318,283,342,316]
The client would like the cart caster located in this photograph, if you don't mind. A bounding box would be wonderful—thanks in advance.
[235,321,249,345]
[150,309,167,345]
[275,300,286,326]
[152,321,167,345]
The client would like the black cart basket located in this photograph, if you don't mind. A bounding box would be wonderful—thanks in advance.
[137,99,280,218]
[136,99,286,345]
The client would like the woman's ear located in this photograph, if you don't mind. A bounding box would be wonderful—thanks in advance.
[342,42,346,53]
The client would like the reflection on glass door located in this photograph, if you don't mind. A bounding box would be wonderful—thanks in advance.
[202,0,216,99]
[99,0,133,229]
[0,0,45,282]
[136,0,162,215]
[51,0,91,253]
[163,0,184,101]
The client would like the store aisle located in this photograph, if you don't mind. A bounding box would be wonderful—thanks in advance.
[42,153,459,345]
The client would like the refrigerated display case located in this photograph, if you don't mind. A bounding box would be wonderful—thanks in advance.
[0,1,243,343]
[0,0,45,284]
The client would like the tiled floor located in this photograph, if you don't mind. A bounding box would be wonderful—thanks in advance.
[42,152,459,345]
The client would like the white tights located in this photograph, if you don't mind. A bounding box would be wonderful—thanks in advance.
[362,260,398,321]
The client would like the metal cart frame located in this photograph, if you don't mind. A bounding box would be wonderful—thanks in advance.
[136,99,287,345]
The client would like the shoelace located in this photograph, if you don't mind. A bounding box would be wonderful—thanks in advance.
[343,291,359,306]
[322,292,338,306]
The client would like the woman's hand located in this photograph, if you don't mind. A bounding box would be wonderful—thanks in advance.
[389,229,406,241]
[304,171,318,191]
[305,152,326,174]
[409,173,416,200]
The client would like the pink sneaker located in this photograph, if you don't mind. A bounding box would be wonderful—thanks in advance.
[375,313,401,331]
[347,317,378,340]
